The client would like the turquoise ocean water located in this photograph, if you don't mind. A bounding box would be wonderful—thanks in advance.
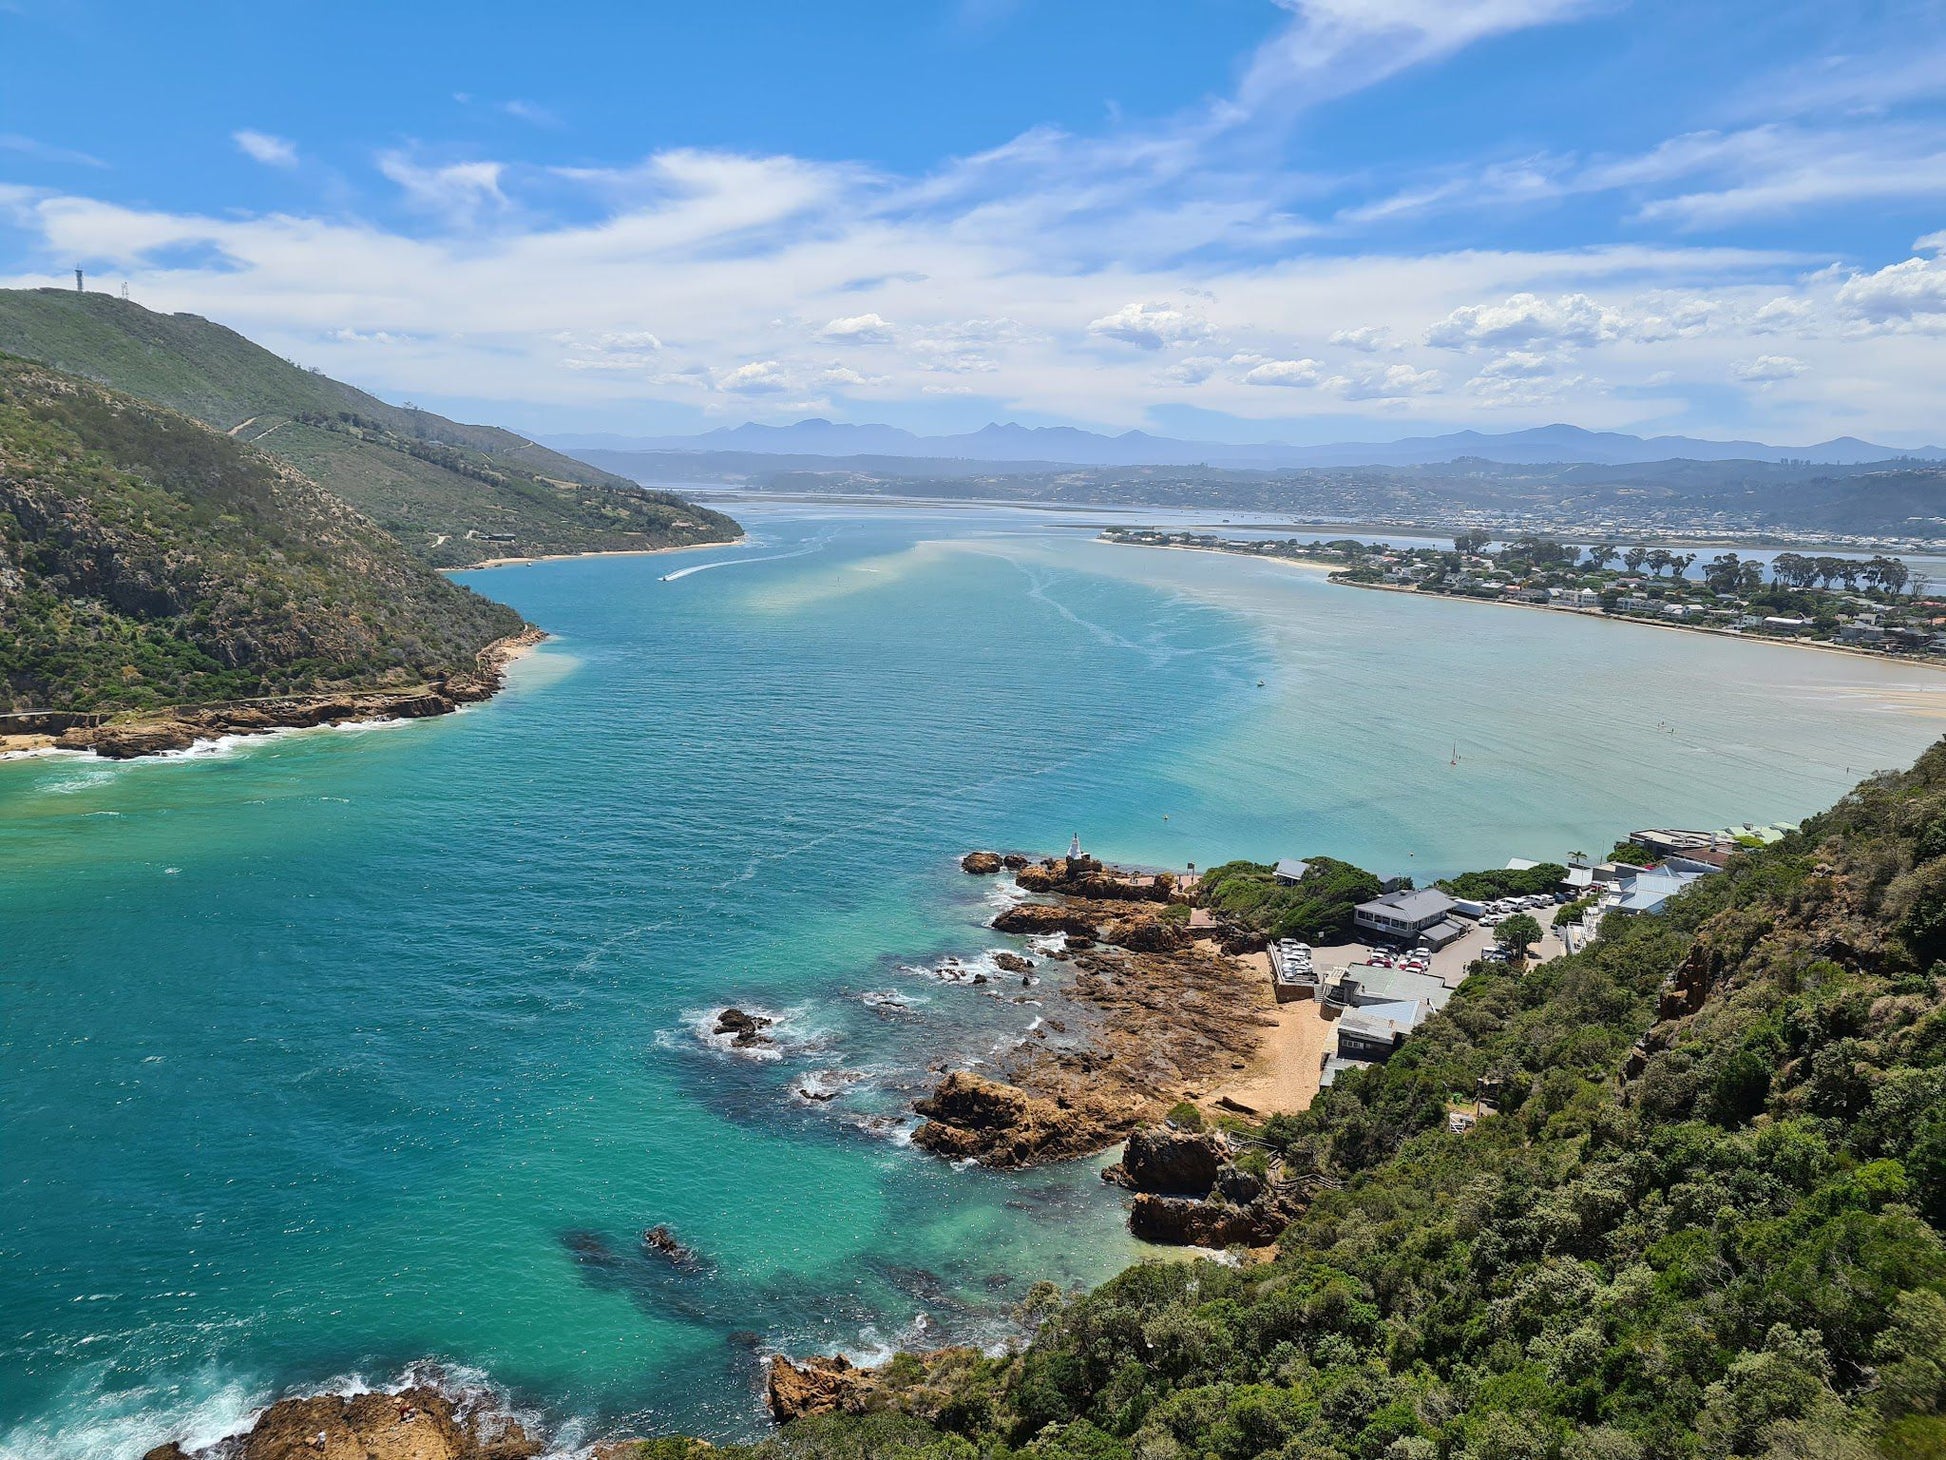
[4,502,1943,1457]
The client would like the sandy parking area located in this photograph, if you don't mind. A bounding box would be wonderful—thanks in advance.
[1200,950,1334,1118]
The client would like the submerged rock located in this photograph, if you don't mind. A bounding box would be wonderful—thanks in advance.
[642,1224,702,1267]
[992,951,1034,975]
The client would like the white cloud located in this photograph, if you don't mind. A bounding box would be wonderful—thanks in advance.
[1087,300,1211,350]
[1731,354,1807,382]
[1337,363,1443,399]
[1242,357,1324,387]
[1,134,107,168]
[233,130,298,168]
[498,100,561,128]
[821,313,895,343]
[377,153,507,217]
[1165,355,1223,383]
[716,360,793,394]
[1835,254,1946,325]
[1476,350,1552,379]
[1329,325,1391,352]
[1425,292,1624,349]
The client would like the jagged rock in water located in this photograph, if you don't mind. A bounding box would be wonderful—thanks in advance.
[713,1009,774,1048]
[992,951,1035,974]
[960,851,1003,874]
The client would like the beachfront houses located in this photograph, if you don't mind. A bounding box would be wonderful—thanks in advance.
[1352,887,1468,949]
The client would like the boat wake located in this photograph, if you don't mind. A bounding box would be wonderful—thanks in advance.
[660,536,833,582]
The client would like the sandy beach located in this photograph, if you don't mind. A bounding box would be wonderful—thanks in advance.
[455,536,746,571]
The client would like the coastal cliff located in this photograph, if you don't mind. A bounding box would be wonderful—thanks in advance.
[0,356,530,720]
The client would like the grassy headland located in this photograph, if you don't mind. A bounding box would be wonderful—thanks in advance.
[0,288,740,567]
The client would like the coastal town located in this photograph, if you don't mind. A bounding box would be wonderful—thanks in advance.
[930,817,1783,1257]
[1101,525,1946,659]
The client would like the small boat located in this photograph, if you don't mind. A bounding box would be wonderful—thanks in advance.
[1450,741,1460,766]
[1257,679,1266,687]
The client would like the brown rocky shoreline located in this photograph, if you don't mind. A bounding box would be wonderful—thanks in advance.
[9,627,545,761]
[915,852,1274,1168]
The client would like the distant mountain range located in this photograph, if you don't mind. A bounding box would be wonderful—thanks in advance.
[550,419,1946,470]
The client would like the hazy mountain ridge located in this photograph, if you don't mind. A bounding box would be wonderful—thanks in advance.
[553,418,1946,470]
[0,289,740,567]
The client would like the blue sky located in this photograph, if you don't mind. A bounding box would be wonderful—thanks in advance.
[4,0,1946,444]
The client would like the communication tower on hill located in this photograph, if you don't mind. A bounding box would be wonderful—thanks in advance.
[74,268,84,292]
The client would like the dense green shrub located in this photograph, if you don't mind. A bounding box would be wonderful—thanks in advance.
[1200,857,1383,943]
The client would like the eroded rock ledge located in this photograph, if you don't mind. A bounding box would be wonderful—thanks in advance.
[142,1385,542,1460]
[49,627,544,761]
[911,856,1271,1168]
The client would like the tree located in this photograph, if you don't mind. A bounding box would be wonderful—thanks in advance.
[1624,546,1649,574]
[1703,553,1744,594]
[1453,529,1491,556]
[1773,552,1812,589]
[1670,552,1696,579]
[1646,549,1672,577]
[1738,560,1764,595]
[1497,913,1543,961]
[1587,544,1618,571]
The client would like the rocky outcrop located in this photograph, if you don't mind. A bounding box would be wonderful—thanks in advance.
[912,912,1272,1168]
[960,851,1003,875]
[766,1354,879,1423]
[992,951,1034,975]
[911,1071,1134,1168]
[764,1348,978,1426]
[713,1009,774,1048]
[1014,857,1177,904]
[990,902,1101,938]
[1103,914,1192,953]
[51,629,544,761]
[147,1386,540,1460]
[1129,1192,1291,1248]
[1104,1127,1226,1193]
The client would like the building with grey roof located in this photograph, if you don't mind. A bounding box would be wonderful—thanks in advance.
[1353,887,1459,941]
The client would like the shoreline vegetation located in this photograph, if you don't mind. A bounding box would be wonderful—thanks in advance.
[0,627,544,760]
[1100,527,1946,671]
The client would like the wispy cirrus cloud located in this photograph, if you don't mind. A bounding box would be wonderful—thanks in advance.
[233,130,298,168]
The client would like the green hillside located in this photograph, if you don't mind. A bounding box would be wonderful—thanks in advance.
[696,748,1946,1460]
[0,288,739,567]
[0,356,524,713]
